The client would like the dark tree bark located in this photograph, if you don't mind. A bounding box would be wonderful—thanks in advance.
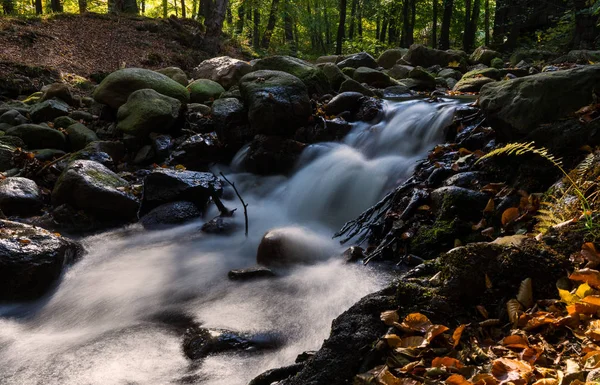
[335,0,347,54]
[261,0,279,48]
[192,0,197,18]
[181,0,187,17]
[572,0,599,49]
[226,5,233,24]
[324,0,331,45]
[163,0,168,17]
[463,0,471,47]
[492,0,519,50]
[379,12,388,42]
[484,0,489,46]
[142,0,146,14]
[388,3,398,44]
[2,0,14,14]
[78,0,86,13]
[357,0,362,37]
[401,0,415,47]
[236,0,245,34]
[348,0,358,39]
[203,0,229,54]
[50,0,63,12]
[199,0,210,18]
[283,0,296,54]
[432,0,438,48]
[438,0,453,50]
[463,0,480,52]
[253,7,261,49]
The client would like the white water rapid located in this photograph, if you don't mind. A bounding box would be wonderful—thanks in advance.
[0,99,459,385]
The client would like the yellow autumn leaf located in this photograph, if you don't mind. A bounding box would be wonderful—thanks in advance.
[558,288,579,305]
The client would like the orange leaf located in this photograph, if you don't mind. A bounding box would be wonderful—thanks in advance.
[582,243,600,264]
[583,295,600,306]
[18,239,31,245]
[491,358,533,385]
[432,356,464,369]
[520,345,543,364]
[532,380,558,385]
[400,313,433,333]
[452,324,467,348]
[523,312,558,331]
[484,199,495,213]
[587,319,600,341]
[446,374,473,385]
[501,207,520,226]
[567,301,600,315]
[502,335,529,349]
[422,324,449,346]
[570,269,600,289]
[473,373,500,385]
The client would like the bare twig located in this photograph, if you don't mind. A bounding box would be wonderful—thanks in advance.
[220,172,249,237]
[35,152,71,176]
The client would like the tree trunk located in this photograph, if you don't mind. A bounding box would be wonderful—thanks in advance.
[203,0,229,54]
[253,7,260,49]
[348,0,358,39]
[324,0,331,45]
[379,12,388,43]
[389,3,398,44]
[432,0,438,48]
[463,0,471,49]
[335,0,346,54]
[78,0,86,13]
[236,0,245,33]
[142,0,146,14]
[163,0,168,17]
[484,0,489,46]
[51,0,63,12]
[438,0,453,50]
[283,0,296,54]
[357,0,362,37]
[181,0,186,17]
[572,0,599,49]
[401,0,414,47]
[463,0,480,52]
[2,0,14,14]
[226,5,233,24]
[192,0,196,18]
[261,0,279,48]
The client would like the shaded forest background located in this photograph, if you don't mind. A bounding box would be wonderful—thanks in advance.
[0,0,599,60]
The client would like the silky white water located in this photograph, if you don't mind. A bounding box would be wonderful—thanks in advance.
[0,99,458,385]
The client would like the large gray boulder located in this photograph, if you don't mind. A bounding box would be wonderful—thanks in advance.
[6,124,66,150]
[187,79,226,103]
[479,65,600,135]
[0,219,82,300]
[320,63,347,91]
[93,68,190,109]
[52,160,140,221]
[377,48,408,69]
[192,56,252,90]
[239,70,311,136]
[402,44,466,68]
[0,177,42,216]
[337,52,378,69]
[116,89,182,138]
[252,56,332,95]
[470,46,502,66]
[352,67,396,88]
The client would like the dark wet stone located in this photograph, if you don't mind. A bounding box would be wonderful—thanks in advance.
[183,327,282,360]
[140,201,202,229]
[0,177,43,216]
[30,99,70,123]
[201,215,237,235]
[228,266,275,281]
[249,363,306,385]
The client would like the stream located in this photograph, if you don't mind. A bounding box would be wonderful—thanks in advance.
[0,99,459,385]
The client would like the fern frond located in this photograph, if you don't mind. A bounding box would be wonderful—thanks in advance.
[534,204,568,234]
[476,141,563,169]
[574,153,595,183]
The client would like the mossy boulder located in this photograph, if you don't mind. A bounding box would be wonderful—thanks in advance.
[462,67,501,80]
[491,57,504,69]
[6,124,66,150]
[510,49,556,66]
[402,44,466,68]
[377,48,409,69]
[252,55,332,95]
[453,76,496,92]
[116,88,182,138]
[66,123,98,151]
[320,63,347,91]
[239,70,311,136]
[479,65,600,135]
[386,64,413,80]
[469,46,502,66]
[93,68,190,109]
[339,79,376,96]
[40,83,74,105]
[156,67,188,86]
[353,67,396,88]
[52,160,139,221]
[187,79,226,103]
[337,52,378,69]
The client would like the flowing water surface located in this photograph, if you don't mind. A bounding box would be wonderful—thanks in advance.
[0,99,459,385]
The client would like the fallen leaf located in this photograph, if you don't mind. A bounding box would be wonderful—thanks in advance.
[501,208,520,226]
[517,278,534,309]
[400,313,433,333]
[571,269,600,289]
[446,374,472,385]
[452,324,467,348]
[381,310,400,326]
[432,356,464,369]
[507,299,522,327]
[422,324,449,346]
[485,274,493,289]
[502,335,529,349]
[383,334,403,348]
[484,199,495,213]
[491,358,534,385]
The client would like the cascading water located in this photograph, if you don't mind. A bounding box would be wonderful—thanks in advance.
[0,99,459,385]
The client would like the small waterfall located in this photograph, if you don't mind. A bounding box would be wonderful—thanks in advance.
[0,99,459,385]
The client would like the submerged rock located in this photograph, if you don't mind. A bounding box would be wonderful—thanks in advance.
[140,201,202,229]
[256,226,336,266]
[228,266,275,280]
[183,327,282,359]
[0,219,83,300]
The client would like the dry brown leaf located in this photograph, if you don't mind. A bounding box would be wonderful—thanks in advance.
[517,278,534,309]
[531,380,558,385]
[502,335,529,349]
[491,358,534,385]
[446,374,473,385]
[472,218,487,231]
[507,299,522,326]
[381,310,400,326]
[582,243,600,266]
[522,312,558,331]
[400,336,426,348]
[501,207,520,226]
[570,269,600,289]
[432,356,464,369]
[452,324,467,348]
[485,274,493,289]
[383,334,403,348]
[422,324,449,346]
[400,313,433,333]
[587,319,600,341]
[484,199,495,213]
[472,373,500,385]
[520,345,543,364]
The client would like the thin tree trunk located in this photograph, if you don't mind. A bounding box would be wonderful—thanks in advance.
[401,0,409,46]
[261,0,279,48]
[389,3,398,44]
[163,0,168,17]
[357,0,362,37]
[253,7,260,49]
[50,0,62,12]
[226,5,232,24]
[484,0,489,46]
[283,0,295,54]
[78,0,86,13]
[236,0,245,34]
[348,0,357,39]
[439,0,453,50]
[2,0,15,14]
[203,0,229,54]
[192,0,197,18]
[379,12,388,42]
[463,0,471,49]
[142,0,146,14]
[324,0,331,45]
[181,0,186,17]
[572,0,599,49]
[463,0,480,52]
[335,0,346,54]
[432,0,438,48]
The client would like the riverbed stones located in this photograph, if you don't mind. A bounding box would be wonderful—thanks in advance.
[402,44,465,68]
[243,135,306,175]
[479,65,600,135]
[338,79,376,97]
[470,46,502,66]
[252,55,331,95]
[377,48,409,69]
[140,201,202,229]
[0,177,42,216]
[353,67,395,88]
[116,88,182,138]
[5,124,66,150]
[187,79,225,103]
[211,97,249,146]
[0,219,83,300]
[0,110,27,126]
[452,76,496,92]
[239,70,311,136]
[169,132,224,170]
[30,99,70,123]
[52,160,139,221]
[337,52,378,69]
[386,64,413,80]
[141,168,222,213]
[66,123,98,151]
[93,68,190,109]
[156,67,188,86]
[320,63,347,91]
[40,83,74,105]
[192,56,252,90]
[256,226,336,266]
[431,186,488,221]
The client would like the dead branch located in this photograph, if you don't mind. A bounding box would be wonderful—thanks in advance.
[220,172,249,237]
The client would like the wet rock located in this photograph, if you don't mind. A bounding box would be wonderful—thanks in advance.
[510,49,556,66]
[430,186,488,221]
[408,66,436,89]
[188,103,212,115]
[93,67,190,109]
[244,135,306,175]
[0,144,14,172]
[192,56,252,89]
[339,78,376,97]
[386,64,414,80]
[325,92,364,116]
[252,55,331,95]
[249,363,306,385]
[0,110,27,126]
[187,79,225,103]
[156,66,188,86]
[479,65,600,135]
[66,123,98,151]
[294,118,352,143]
[336,52,378,69]
[452,76,496,92]
[321,63,347,91]
[116,88,182,138]
[169,132,224,171]
[6,124,66,150]
[69,110,94,122]
[150,134,172,162]
[343,246,365,263]
[212,97,250,148]
[133,145,155,165]
[470,46,502,66]
[377,48,409,69]
[0,219,83,300]
[0,177,42,216]
[443,171,488,188]
[402,44,466,68]
[201,215,237,235]
[141,168,222,213]
[40,83,74,105]
[438,68,462,80]
[183,327,282,360]
[140,201,202,229]
[256,226,336,266]
[84,141,126,163]
[33,148,65,161]
[228,266,275,280]
[382,85,413,98]
[316,55,344,64]
[30,99,70,123]
[463,67,501,80]
[239,70,311,136]
[52,160,139,222]
[554,49,600,64]
[353,67,396,88]
[53,115,77,129]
